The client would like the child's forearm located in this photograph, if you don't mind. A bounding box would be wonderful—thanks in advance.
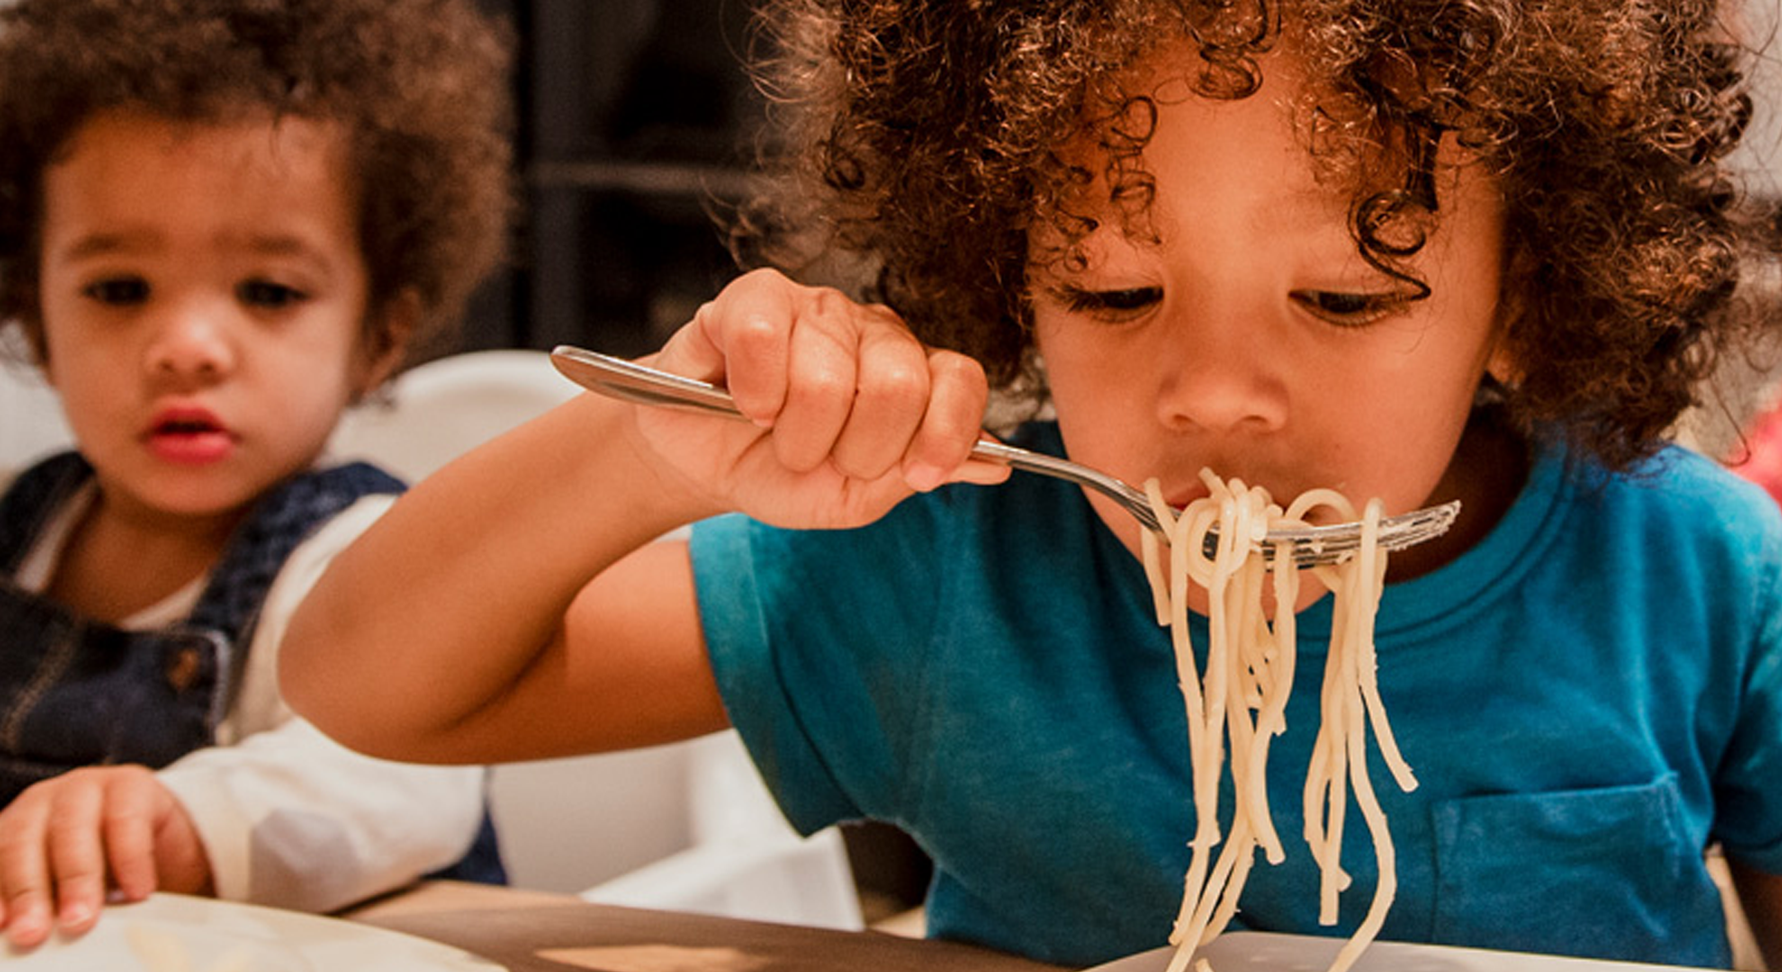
[279,391,717,763]
[283,269,1002,765]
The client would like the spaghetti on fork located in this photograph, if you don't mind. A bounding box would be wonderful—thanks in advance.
[1142,471,1416,972]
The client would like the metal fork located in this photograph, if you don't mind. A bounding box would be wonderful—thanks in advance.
[550,345,1459,567]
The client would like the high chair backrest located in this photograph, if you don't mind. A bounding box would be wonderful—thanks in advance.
[329,348,581,481]
[0,354,74,482]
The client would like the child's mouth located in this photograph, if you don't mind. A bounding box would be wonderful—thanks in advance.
[146,409,235,464]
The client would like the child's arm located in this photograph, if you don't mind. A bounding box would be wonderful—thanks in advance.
[0,728,484,949]
[1728,856,1782,970]
[155,720,486,910]
[281,269,1007,765]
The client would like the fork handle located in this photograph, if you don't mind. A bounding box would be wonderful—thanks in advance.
[550,345,1153,515]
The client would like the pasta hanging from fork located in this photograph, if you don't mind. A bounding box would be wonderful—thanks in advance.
[1141,472,1417,972]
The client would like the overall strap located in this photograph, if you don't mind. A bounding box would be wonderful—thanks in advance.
[186,462,405,651]
[0,452,93,575]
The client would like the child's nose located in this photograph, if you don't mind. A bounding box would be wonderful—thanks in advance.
[144,305,236,383]
[1152,312,1288,434]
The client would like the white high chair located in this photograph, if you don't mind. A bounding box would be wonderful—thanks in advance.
[329,348,864,930]
[0,349,74,480]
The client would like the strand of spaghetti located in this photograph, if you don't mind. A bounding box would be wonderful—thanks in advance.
[1243,539,1297,865]
[1222,553,1260,805]
[1141,497,1174,626]
[1208,501,1280,930]
[1282,490,1357,524]
[1203,825,1258,942]
[1171,484,1259,955]
[1304,550,1352,924]
[1298,503,1356,894]
[1201,490,1241,760]
[1200,566,1273,940]
[1187,806,1258,946]
[1224,551,1271,867]
[1320,500,1394,972]
[1349,505,1417,793]
[1180,503,1227,938]
[1163,499,1222,942]
[1285,486,1357,888]
[1316,642,1350,926]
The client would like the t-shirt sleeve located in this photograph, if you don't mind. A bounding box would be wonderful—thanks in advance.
[1713,537,1782,874]
[689,499,952,836]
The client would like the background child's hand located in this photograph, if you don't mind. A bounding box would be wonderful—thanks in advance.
[637,268,1009,528]
[0,765,212,948]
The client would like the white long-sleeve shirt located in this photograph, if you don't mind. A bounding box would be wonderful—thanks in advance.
[14,484,486,913]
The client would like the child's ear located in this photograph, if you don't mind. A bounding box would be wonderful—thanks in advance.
[353,290,422,398]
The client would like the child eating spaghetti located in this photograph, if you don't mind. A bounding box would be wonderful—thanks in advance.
[283,1,1782,968]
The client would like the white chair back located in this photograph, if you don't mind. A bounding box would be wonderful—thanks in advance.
[0,356,74,481]
[329,349,580,480]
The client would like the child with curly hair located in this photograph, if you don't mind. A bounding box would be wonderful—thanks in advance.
[0,0,514,949]
[283,0,1782,968]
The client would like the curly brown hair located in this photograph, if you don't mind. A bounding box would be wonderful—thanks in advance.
[0,0,515,372]
[735,0,1779,471]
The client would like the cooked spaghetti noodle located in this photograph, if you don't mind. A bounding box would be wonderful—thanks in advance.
[1144,471,1415,972]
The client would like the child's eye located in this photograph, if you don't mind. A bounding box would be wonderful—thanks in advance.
[1051,284,1162,320]
[1289,289,1410,327]
[238,280,306,309]
[81,277,149,306]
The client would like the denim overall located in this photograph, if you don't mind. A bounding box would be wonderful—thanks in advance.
[0,451,505,884]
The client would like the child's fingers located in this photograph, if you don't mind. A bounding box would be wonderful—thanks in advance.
[903,350,1003,492]
[44,774,112,934]
[97,770,164,904]
[667,268,796,426]
[770,293,865,473]
[827,312,935,481]
[716,282,800,427]
[661,268,978,495]
[0,788,58,947]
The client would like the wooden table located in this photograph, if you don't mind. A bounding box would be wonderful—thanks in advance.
[345,881,1079,972]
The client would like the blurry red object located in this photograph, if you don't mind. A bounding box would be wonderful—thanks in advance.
[1732,401,1782,505]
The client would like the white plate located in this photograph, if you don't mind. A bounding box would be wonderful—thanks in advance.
[3,893,505,971]
[1091,932,1712,972]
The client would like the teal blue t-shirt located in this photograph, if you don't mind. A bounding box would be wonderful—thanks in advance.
[689,423,1782,968]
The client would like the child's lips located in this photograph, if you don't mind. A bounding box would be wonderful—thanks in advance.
[144,407,236,464]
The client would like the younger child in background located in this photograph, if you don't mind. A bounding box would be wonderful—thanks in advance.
[0,0,514,948]
[283,1,1782,969]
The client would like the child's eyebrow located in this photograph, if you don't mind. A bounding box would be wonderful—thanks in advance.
[230,233,342,275]
[54,230,339,272]
[234,233,329,260]
[54,231,150,261]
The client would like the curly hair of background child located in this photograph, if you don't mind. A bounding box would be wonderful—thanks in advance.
[0,0,514,950]
[0,0,512,365]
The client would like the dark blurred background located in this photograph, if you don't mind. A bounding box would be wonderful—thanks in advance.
[466,0,766,360]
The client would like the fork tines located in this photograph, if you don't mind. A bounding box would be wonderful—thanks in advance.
[1189,501,1462,568]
